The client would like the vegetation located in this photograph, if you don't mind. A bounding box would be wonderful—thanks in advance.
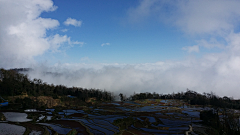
[0,112,6,121]
[200,109,240,135]
[113,117,135,130]
[0,68,114,104]
[129,89,240,110]
[66,129,77,135]
[43,127,50,135]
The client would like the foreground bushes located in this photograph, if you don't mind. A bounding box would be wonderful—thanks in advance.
[200,109,240,135]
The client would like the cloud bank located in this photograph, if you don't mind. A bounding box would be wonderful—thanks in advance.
[27,50,240,98]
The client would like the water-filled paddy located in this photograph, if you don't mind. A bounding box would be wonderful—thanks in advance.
[0,123,26,134]
[0,99,212,134]
[3,112,32,122]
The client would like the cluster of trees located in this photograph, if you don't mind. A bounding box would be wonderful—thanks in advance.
[129,89,240,109]
[0,68,114,101]
[200,109,240,135]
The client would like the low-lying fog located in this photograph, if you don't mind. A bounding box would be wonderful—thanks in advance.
[24,53,240,98]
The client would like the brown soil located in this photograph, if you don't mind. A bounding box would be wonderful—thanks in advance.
[121,130,134,135]
[127,127,153,135]
[37,96,61,108]
[134,121,145,128]
[123,103,135,106]
[131,112,157,117]
[68,113,85,117]
[49,120,89,134]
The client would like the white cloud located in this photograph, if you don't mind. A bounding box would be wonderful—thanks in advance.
[195,38,225,49]
[48,34,71,52]
[183,38,225,53]
[101,43,110,47]
[0,0,59,68]
[182,45,199,53]
[61,29,68,32]
[80,57,90,61]
[72,41,85,47]
[64,18,82,27]
[127,0,158,23]
[0,0,83,68]
[48,35,85,50]
[173,1,240,35]
[226,32,240,52]
[127,0,240,35]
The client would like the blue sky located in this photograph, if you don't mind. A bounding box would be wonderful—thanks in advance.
[37,0,191,64]
[1,0,240,98]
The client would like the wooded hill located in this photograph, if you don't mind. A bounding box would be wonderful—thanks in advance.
[128,89,240,109]
[0,68,113,102]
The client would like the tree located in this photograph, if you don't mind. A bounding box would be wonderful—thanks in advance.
[119,93,123,101]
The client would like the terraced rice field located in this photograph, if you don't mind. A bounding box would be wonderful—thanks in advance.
[0,99,212,135]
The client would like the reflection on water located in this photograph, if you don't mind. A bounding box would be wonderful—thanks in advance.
[0,123,26,134]
[3,112,32,122]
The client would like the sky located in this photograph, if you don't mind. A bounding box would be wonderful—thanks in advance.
[1,0,240,98]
